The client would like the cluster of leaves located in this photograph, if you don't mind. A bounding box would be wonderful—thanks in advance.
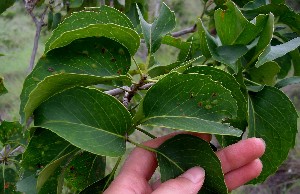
[1,0,300,193]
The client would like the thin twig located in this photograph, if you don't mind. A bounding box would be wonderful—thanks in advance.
[123,75,147,107]
[109,0,114,7]
[139,82,155,90]
[171,24,197,37]
[132,57,143,78]
[26,4,48,72]
[104,86,130,96]
[100,0,105,6]
[104,82,154,96]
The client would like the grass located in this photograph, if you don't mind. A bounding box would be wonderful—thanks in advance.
[0,2,46,121]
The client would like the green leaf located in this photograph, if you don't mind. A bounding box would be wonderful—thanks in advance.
[242,3,300,34]
[36,152,76,193]
[251,13,274,63]
[149,56,202,78]
[45,6,139,55]
[69,0,84,8]
[138,72,242,137]
[198,20,250,73]
[157,134,227,194]
[23,73,130,123]
[275,76,300,88]
[162,35,192,61]
[0,121,23,146]
[290,49,300,76]
[214,1,268,45]
[64,152,106,192]
[248,61,280,85]
[185,66,248,146]
[47,11,53,31]
[0,165,20,194]
[137,3,176,54]
[34,87,131,157]
[248,86,298,183]
[0,0,15,14]
[79,173,113,194]
[20,37,131,123]
[0,77,8,96]
[256,37,300,67]
[19,128,77,194]
[52,13,62,30]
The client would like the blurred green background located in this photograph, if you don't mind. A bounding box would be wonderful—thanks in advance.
[0,1,299,193]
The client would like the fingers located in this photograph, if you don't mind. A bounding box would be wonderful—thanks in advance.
[216,138,265,174]
[152,167,205,194]
[225,159,263,191]
[119,132,211,181]
[105,132,210,194]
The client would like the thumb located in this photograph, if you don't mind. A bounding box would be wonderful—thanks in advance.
[152,167,205,194]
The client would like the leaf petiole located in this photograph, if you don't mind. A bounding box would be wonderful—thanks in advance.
[127,138,157,153]
[136,126,157,139]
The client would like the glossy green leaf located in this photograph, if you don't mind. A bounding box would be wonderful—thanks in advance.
[198,20,250,73]
[138,72,242,136]
[249,61,280,85]
[214,1,268,45]
[0,0,15,14]
[162,35,192,60]
[34,87,131,157]
[20,37,131,123]
[0,77,8,96]
[0,121,23,146]
[45,6,139,55]
[248,86,298,183]
[275,76,300,88]
[256,37,300,67]
[242,3,300,34]
[157,134,227,194]
[251,13,274,62]
[64,152,106,192]
[148,54,202,78]
[137,3,176,54]
[23,73,129,123]
[185,66,248,146]
[19,128,77,194]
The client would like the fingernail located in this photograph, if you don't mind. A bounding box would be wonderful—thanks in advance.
[258,138,266,147]
[180,167,205,183]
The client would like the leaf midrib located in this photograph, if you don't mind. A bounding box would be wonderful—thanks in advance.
[38,120,126,139]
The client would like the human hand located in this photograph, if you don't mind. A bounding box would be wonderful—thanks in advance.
[104,132,265,194]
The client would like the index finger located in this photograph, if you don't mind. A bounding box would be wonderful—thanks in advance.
[119,132,211,181]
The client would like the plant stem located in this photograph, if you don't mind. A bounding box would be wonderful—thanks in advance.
[132,57,143,78]
[103,156,122,190]
[244,78,261,86]
[136,126,157,139]
[123,75,147,107]
[2,163,5,194]
[25,4,48,72]
[127,138,157,153]
[109,0,114,7]
[171,24,197,37]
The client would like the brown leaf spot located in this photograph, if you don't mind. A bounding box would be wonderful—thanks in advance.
[47,67,54,72]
